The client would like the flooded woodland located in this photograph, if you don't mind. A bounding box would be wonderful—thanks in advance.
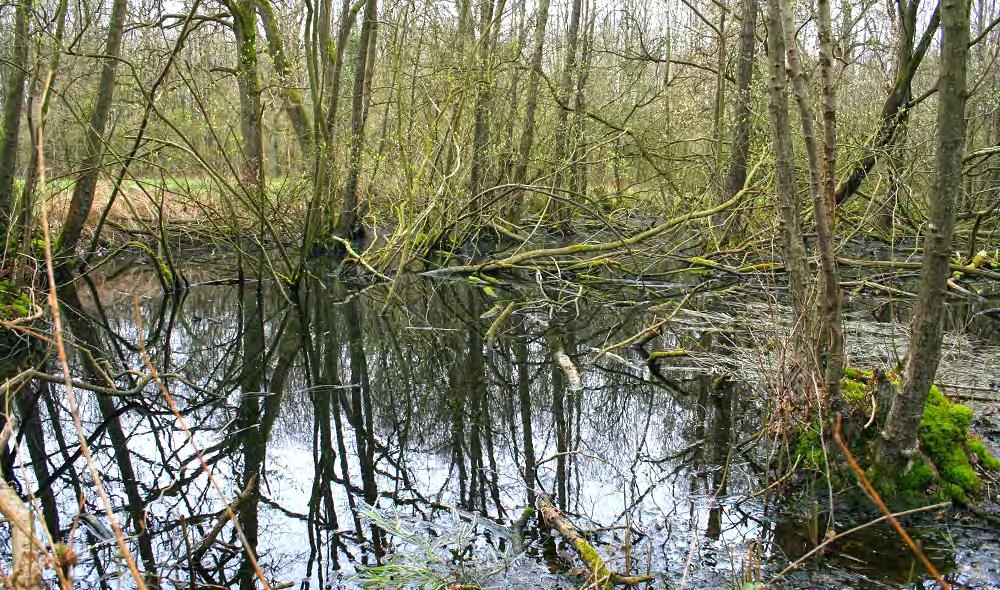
[2,251,998,589]
[4,252,1000,588]
[2,0,1000,587]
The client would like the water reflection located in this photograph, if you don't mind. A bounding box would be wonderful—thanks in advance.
[2,260,998,588]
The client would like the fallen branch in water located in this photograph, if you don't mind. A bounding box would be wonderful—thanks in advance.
[429,160,762,276]
[190,476,257,562]
[537,494,654,588]
[838,256,1000,281]
[548,333,583,391]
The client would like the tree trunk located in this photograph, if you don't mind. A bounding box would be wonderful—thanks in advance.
[711,7,727,206]
[815,0,845,400]
[19,0,68,256]
[469,0,503,225]
[336,0,379,243]
[881,0,969,466]
[764,0,811,348]
[781,0,842,398]
[551,0,584,230]
[257,0,313,151]
[56,0,129,257]
[0,0,30,255]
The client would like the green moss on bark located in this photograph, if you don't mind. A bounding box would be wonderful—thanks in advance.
[793,369,999,506]
[0,280,31,320]
[918,386,981,500]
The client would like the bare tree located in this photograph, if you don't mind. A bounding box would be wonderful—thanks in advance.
[881,0,970,466]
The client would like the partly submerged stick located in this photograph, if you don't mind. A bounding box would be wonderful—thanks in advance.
[537,494,654,588]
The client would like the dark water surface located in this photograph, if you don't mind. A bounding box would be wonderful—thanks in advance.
[5,254,1000,589]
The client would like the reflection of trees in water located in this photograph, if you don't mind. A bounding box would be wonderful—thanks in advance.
[25,271,974,587]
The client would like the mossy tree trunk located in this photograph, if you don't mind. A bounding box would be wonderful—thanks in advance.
[815,0,845,403]
[881,0,969,467]
[468,0,503,227]
[256,0,313,152]
[336,0,379,245]
[780,0,843,400]
[550,0,584,231]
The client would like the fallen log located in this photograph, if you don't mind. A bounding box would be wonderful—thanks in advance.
[536,494,654,588]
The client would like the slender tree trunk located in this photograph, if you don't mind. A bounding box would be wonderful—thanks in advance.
[815,0,845,399]
[711,8,727,203]
[881,0,969,466]
[336,0,379,243]
[469,0,503,225]
[764,0,811,343]
[781,0,842,398]
[301,0,360,258]
[231,1,265,192]
[0,0,30,255]
[56,0,128,257]
[569,5,595,203]
[257,0,313,151]
[20,0,68,255]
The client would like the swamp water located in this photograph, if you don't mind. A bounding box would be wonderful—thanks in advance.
[4,254,1000,589]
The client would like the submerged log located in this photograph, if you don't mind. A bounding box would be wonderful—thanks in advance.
[536,494,654,588]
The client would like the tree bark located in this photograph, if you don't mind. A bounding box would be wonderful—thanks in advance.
[881,0,969,466]
[781,0,842,398]
[257,0,313,151]
[815,0,845,399]
[764,0,811,347]
[469,0,504,223]
[551,0,585,230]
